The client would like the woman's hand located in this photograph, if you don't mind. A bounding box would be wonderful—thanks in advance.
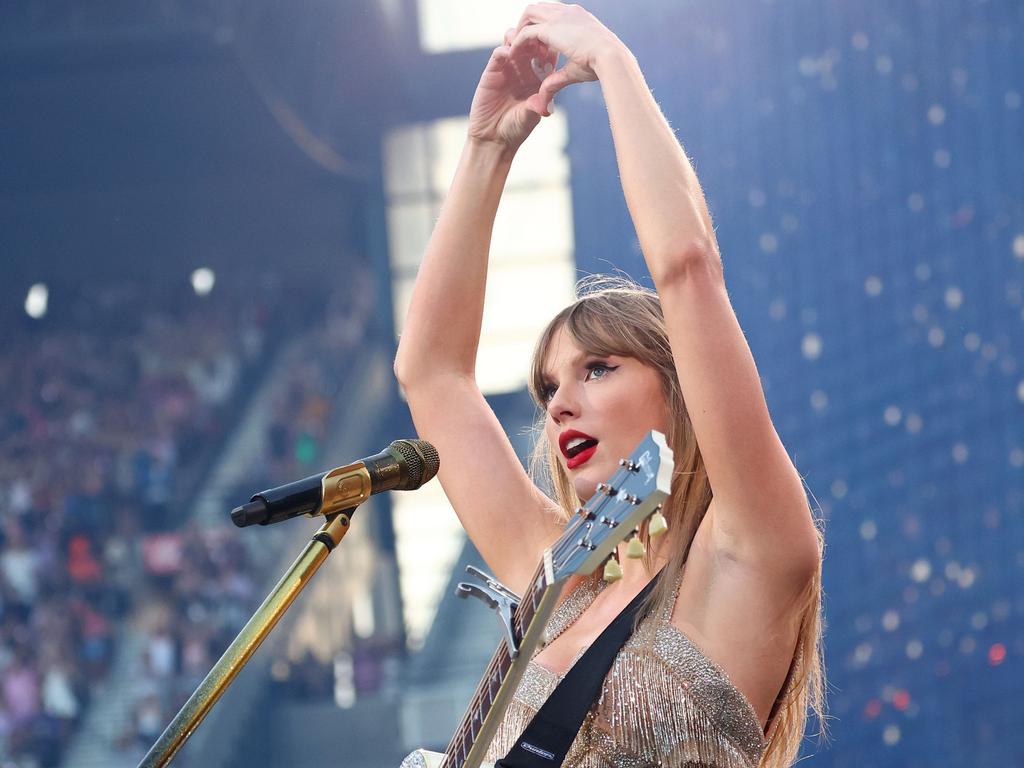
[509,4,627,115]
[467,29,558,150]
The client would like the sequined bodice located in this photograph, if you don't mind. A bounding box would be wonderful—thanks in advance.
[483,573,768,768]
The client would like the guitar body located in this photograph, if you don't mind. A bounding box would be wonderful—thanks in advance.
[400,749,495,768]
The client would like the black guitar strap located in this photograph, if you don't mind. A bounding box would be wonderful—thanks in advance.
[495,570,663,768]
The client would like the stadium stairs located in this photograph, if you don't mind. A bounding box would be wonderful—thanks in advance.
[218,538,502,768]
[62,336,394,768]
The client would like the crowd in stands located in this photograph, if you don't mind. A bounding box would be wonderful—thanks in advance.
[121,271,376,762]
[0,271,374,767]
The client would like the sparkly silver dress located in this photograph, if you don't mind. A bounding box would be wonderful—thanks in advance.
[483,574,770,768]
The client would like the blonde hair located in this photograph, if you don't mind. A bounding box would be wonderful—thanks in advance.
[527,275,826,767]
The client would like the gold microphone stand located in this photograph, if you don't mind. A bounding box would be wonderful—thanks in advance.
[139,460,376,767]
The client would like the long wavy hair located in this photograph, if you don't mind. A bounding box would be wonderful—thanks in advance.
[526,275,826,767]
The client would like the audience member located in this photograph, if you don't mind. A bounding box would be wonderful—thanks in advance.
[0,271,373,765]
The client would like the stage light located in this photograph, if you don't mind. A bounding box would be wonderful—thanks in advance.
[191,267,215,296]
[883,724,901,746]
[853,642,873,667]
[892,690,910,711]
[801,332,823,360]
[910,558,931,583]
[810,389,828,412]
[859,520,878,541]
[884,406,903,426]
[906,639,923,659]
[25,283,48,318]
[951,442,969,464]
[988,643,1007,666]
[882,609,900,632]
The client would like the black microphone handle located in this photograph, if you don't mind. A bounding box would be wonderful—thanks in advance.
[230,440,438,528]
[256,472,326,524]
[232,447,397,528]
[230,471,325,527]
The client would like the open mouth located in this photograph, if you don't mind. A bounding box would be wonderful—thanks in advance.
[565,437,598,458]
[560,430,599,470]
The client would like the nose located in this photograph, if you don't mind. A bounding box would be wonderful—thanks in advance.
[546,381,579,423]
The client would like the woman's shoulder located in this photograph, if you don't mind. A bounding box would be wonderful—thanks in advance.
[662,504,807,731]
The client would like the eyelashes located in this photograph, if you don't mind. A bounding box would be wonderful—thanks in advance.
[537,360,619,403]
[585,362,618,381]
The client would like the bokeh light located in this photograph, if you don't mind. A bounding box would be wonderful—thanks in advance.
[191,267,216,296]
[24,283,48,318]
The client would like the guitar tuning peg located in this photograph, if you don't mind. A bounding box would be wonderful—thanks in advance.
[603,551,623,583]
[626,531,646,559]
[648,510,669,538]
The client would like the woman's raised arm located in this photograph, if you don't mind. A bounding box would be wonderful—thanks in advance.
[511,5,819,575]
[393,41,563,594]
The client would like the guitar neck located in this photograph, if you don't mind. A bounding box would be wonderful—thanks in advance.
[435,434,674,768]
[440,553,564,768]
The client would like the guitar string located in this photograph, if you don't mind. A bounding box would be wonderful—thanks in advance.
[444,445,662,765]
[444,488,613,767]
[447,455,648,760]
[444,467,632,764]
[550,462,634,567]
[543,463,640,648]
[449,454,647,749]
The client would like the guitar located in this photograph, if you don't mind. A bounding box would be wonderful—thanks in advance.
[401,431,674,768]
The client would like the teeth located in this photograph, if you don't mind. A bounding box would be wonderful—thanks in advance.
[564,437,596,458]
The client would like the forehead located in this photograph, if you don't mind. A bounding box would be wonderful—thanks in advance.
[540,325,605,375]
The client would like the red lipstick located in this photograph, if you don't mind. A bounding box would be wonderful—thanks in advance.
[559,429,599,470]
[567,444,597,470]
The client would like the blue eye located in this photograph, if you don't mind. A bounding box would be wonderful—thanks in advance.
[585,362,617,381]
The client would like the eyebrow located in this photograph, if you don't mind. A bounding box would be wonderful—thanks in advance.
[539,349,615,381]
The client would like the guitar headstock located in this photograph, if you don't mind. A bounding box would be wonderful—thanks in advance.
[549,431,674,580]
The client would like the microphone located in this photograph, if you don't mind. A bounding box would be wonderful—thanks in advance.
[231,439,439,528]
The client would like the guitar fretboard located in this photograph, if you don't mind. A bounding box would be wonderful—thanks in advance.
[440,562,554,768]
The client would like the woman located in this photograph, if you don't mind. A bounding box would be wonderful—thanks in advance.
[393,5,825,767]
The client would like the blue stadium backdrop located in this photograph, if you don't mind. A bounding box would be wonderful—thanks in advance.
[561,2,1023,765]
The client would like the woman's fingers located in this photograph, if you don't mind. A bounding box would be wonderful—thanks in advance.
[541,41,559,73]
[525,67,575,116]
[508,24,549,61]
[506,25,556,86]
[483,44,511,76]
[539,67,575,101]
[526,36,559,81]
[515,2,561,36]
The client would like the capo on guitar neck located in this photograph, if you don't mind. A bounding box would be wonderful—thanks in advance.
[464,565,522,603]
[456,566,521,659]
